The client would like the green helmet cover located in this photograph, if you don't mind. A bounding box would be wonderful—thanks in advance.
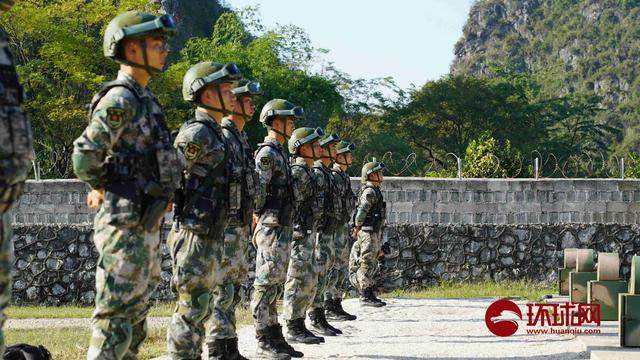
[288,127,324,154]
[103,11,177,60]
[319,133,340,148]
[335,140,356,155]
[361,158,385,183]
[182,62,242,103]
[259,99,304,127]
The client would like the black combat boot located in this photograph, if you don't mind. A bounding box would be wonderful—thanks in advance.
[325,298,357,321]
[360,288,384,307]
[286,318,323,344]
[256,327,291,359]
[310,307,342,335]
[207,338,225,360]
[270,324,304,358]
[369,288,387,306]
[225,337,248,360]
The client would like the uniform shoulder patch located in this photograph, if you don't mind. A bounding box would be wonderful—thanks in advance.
[259,156,273,169]
[184,142,202,161]
[106,108,125,129]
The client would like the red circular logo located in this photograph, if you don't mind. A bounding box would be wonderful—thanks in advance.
[485,299,522,337]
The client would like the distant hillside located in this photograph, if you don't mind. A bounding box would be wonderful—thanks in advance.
[451,0,640,153]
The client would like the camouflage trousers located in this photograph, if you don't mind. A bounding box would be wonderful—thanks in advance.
[251,223,292,331]
[166,226,223,360]
[325,225,350,301]
[0,212,13,355]
[283,230,317,321]
[88,211,161,360]
[349,230,381,292]
[206,225,250,341]
[311,231,335,310]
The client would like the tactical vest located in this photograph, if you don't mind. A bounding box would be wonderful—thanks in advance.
[255,142,294,227]
[332,169,355,224]
[360,185,386,232]
[88,80,181,231]
[315,164,336,232]
[175,119,229,235]
[222,124,257,227]
[291,163,316,234]
[0,30,33,214]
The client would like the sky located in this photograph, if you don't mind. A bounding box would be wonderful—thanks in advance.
[224,0,476,89]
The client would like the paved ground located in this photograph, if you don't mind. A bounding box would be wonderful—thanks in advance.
[10,298,622,359]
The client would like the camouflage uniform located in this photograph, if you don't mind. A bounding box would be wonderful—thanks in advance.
[73,70,180,360]
[166,109,229,359]
[282,157,317,323]
[349,182,386,293]
[252,135,294,331]
[310,160,337,310]
[206,116,257,342]
[0,23,34,354]
[325,164,356,301]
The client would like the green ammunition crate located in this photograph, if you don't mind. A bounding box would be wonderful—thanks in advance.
[619,293,640,347]
[587,280,627,321]
[558,267,572,296]
[570,271,597,304]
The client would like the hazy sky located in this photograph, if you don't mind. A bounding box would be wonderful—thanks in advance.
[224,0,476,89]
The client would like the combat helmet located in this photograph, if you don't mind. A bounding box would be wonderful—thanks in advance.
[182,62,242,114]
[232,79,262,120]
[0,0,15,14]
[335,140,356,165]
[319,133,340,160]
[288,127,324,158]
[361,158,385,183]
[103,11,177,74]
[259,99,304,139]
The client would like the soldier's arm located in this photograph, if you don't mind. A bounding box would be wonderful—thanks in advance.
[254,148,274,211]
[354,187,377,227]
[72,89,136,190]
[312,168,326,213]
[174,124,219,177]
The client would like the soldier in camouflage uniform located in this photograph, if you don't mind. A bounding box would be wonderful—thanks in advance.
[324,141,358,321]
[349,159,387,307]
[72,11,181,360]
[308,134,342,336]
[206,79,261,360]
[252,99,304,359]
[282,127,326,345]
[167,61,241,360]
[0,0,34,354]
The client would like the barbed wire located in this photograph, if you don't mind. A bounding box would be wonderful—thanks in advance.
[28,148,640,179]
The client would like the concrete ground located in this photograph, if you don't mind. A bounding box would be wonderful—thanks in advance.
[12,297,640,359]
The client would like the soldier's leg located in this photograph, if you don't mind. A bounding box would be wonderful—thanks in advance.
[309,232,341,335]
[0,212,13,355]
[348,235,362,290]
[125,231,162,359]
[283,232,317,322]
[88,213,162,360]
[208,226,249,341]
[166,227,221,360]
[325,227,348,301]
[356,231,381,290]
[251,225,291,331]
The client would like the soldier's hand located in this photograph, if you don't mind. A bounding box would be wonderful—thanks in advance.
[87,189,105,209]
[352,226,360,239]
[252,214,258,231]
[165,201,173,213]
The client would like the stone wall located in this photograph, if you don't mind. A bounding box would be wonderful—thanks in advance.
[8,178,640,304]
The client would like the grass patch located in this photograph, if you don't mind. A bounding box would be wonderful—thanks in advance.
[384,280,554,301]
[5,327,166,360]
[5,306,254,359]
[6,302,176,319]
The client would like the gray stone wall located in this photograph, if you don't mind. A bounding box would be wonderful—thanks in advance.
[8,178,640,304]
[13,178,640,226]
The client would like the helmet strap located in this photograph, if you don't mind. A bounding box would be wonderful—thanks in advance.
[139,38,162,76]
[215,86,230,116]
